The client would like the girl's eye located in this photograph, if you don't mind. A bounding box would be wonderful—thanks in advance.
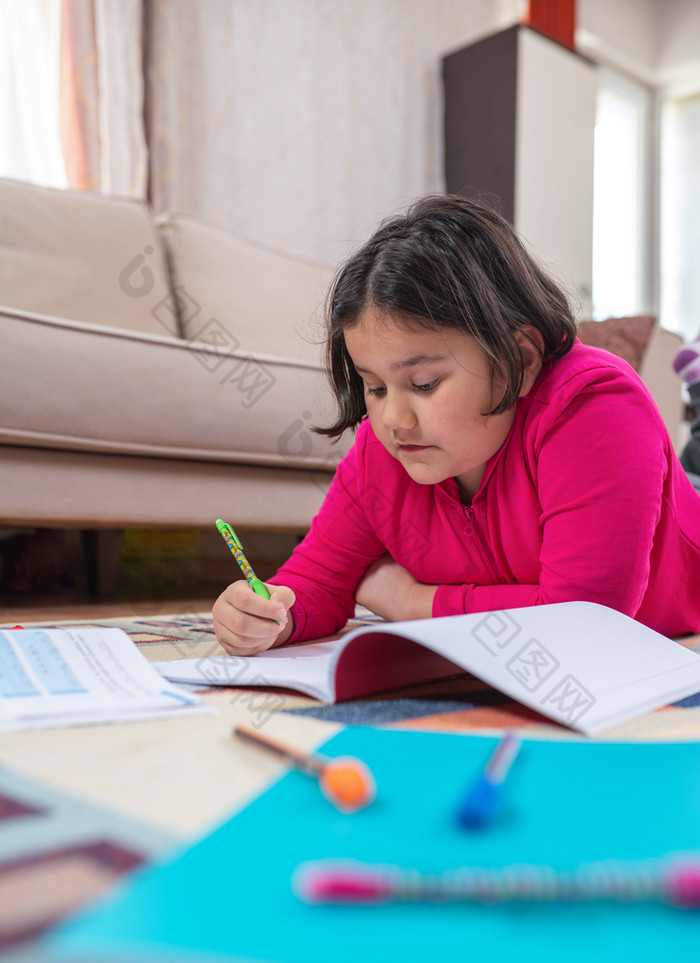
[365,380,438,396]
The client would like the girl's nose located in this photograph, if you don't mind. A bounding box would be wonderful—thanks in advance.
[380,392,417,431]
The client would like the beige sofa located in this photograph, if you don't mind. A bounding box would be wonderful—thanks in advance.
[0,177,350,537]
[0,178,686,545]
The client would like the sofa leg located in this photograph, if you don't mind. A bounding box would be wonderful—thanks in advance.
[81,530,123,599]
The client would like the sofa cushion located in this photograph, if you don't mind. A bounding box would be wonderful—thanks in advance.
[577,315,656,372]
[0,177,175,337]
[0,308,348,472]
[156,212,333,364]
[577,314,684,448]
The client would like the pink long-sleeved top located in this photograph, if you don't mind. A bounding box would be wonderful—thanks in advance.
[272,342,700,641]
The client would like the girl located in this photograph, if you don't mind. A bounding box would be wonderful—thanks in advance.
[213,195,700,653]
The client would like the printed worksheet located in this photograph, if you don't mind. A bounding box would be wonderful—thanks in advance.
[0,627,208,731]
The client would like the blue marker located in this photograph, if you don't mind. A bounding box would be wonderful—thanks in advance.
[456,731,521,830]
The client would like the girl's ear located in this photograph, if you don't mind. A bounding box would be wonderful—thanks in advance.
[515,326,545,396]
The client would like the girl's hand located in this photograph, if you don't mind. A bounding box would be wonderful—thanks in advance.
[356,554,437,621]
[212,581,295,655]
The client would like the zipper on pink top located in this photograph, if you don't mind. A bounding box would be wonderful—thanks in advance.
[462,503,504,585]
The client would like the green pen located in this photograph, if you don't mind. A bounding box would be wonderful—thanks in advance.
[215,519,279,623]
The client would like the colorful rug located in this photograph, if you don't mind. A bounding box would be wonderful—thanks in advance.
[0,766,175,953]
[6,610,700,738]
[2,608,700,957]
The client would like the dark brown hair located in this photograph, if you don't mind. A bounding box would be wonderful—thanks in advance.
[315,193,577,438]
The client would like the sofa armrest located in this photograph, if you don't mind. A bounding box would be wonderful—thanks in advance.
[638,324,685,452]
[577,315,685,453]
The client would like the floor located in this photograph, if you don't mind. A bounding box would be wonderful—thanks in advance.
[0,597,215,624]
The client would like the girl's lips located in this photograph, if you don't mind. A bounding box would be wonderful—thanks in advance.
[398,444,432,453]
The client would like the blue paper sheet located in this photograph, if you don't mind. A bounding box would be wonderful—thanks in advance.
[47,729,700,962]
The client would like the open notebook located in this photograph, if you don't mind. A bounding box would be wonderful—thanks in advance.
[154,601,700,736]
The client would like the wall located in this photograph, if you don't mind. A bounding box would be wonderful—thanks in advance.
[146,0,700,269]
[654,0,700,79]
[578,0,659,74]
[145,0,521,264]
[578,0,700,83]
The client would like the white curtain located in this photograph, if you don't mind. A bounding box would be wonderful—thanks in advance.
[0,0,147,196]
[94,0,148,196]
[0,0,67,187]
[661,89,700,340]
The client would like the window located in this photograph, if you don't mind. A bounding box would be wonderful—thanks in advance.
[591,69,652,321]
[660,88,700,340]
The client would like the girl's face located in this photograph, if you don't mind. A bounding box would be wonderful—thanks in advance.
[344,308,518,501]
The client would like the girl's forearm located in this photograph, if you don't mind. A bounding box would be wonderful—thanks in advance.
[356,556,437,621]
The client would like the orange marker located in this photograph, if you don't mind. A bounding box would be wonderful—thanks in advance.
[233,725,376,813]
